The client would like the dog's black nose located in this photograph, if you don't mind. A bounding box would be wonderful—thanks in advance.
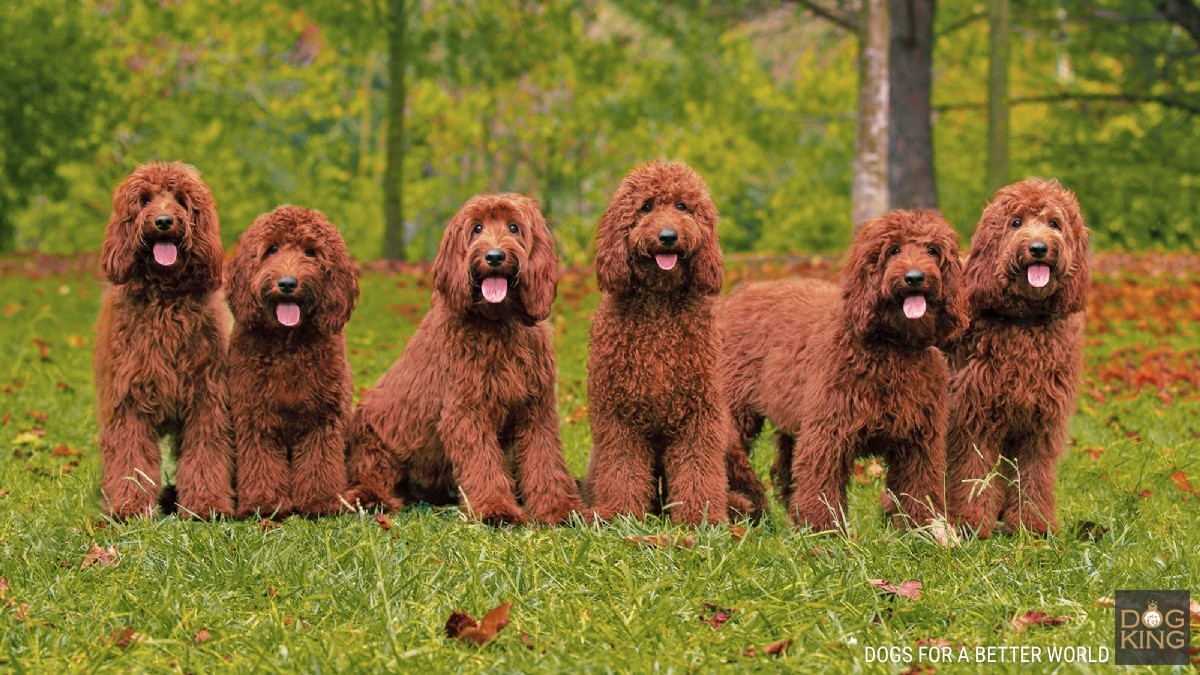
[155,215,173,231]
[658,228,678,246]
[1029,241,1049,259]
[485,248,506,267]
[904,269,925,287]
[277,276,298,294]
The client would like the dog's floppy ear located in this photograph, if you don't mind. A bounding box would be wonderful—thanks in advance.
[963,192,1013,314]
[934,224,969,348]
[316,223,360,334]
[101,171,144,284]
[516,200,558,324]
[432,205,473,313]
[689,194,723,295]
[225,219,264,326]
[178,164,224,289]
[595,183,634,296]
[841,218,885,337]
[1054,185,1090,315]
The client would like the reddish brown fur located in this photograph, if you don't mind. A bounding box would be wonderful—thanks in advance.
[226,207,358,518]
[582,161,731,525]
[94,162,233,519]
[946,178,1090,537]
[344,194,583,525]
[719,210,968,530]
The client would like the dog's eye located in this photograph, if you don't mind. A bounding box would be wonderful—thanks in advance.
[641,200,653,212]
[927,246,939,257]
[264,245,278,257]
[304,248,316,257]
[175,193,187,207]
[472,223,483,234]
[675,202,687,212]
[139,193,151,207]
[1048,219,1061,230]
[508,223,519,234]
[1010,218,1022,228]
[888,246,901,257]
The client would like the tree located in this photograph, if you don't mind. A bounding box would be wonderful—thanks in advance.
[383,0,407,261]
[986,0,1010,193]
[853,0,890,226]
[887,0,937,210]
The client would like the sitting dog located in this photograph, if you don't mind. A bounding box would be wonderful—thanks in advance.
[719,210,967,530]
[225,206,358,518]
[95,162,234,519]
[946,179,1090,537]
[345,194,584,526]
[582,161,731,525]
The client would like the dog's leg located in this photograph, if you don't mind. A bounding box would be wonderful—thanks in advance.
[290,421,350,516]
[100,408,162,519]
[438,409,525,526]
[788,422,854,532]
[663,409,729,525]
[174,375,235,519]
[883,430,946,529]
[509,392,585,525]
[998,428,1061,535]
[585,418,657,521]
[770,431,796,506]
[344,415,405,512]
[233,412,290,519]
[725,405,767,516]
[945,415,1004,538]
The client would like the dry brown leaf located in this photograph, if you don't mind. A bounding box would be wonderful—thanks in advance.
[0,577,9,601]
[81,544,118,568]
[743,638,793,658]
[445,601,512,646]
[193,628,210,645]
[15,603,29,621]
[1009,611,1067,632]
[728,525,746,541]
[1095,597,1115,608]
[258,519,279,531]
[700,602,736,629]
[927,518,960,548]
[109,626,144,649]
[869,578,922,601]
[627,534,695,549]
[1169,469,1194,494]
[375,513,392,531]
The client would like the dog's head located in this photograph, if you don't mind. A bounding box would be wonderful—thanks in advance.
[842,209,968,349]
[226,206,358,334]
[965,178,1089,318]
[432,194,557,324]
[595,161,723,297]
[102,162,223,289]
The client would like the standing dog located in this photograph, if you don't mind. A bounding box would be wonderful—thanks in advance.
[226,207,358,518]
[946,179,1090,537]
[345,194,583,526]
[719,210,967,530]
[582,161,730,525]
[95,162,233,519]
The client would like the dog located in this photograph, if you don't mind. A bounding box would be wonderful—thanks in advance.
[718,210,967,530]
[225,206,358,518]
[94,161,234,519]
[582,161,732,525]
[946,178,1090,537]
[344,194,583,526]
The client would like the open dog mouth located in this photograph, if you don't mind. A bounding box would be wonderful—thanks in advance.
[479,275,510,304]
[1025,263,1052,288]
[151,241,178,267]
[274,301,301,327]
[903,294,927,320]
[653,252,678,271]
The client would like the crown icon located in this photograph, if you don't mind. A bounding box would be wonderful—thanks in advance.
[1147,601,1157,610]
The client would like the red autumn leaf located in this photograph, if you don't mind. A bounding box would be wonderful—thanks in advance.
[1010,611,1067,632]
[375,513,392,530]
[282,617,309,628]
[32,338,51,362]
[627,534,695,549]
[743,638,793,658]
[1082,446,1104,462]
[869,578,922,601]
[1190,600,1200,629]
[15,603,29,621]
[258,518,279,531]
[51,444,80,457]
[519,631,536,650]
[81,544,118,568]
[109,626,143,649]
[26,411,47,424]
[1135,489,1153,499]
[728,525,746,541]
[1169,470,1194,494]
[194,628,211,644]
[445,601,512,646]
[700,602,736,629]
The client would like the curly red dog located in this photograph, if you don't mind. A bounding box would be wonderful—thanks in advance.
[226,206,358,518]
[345,194,583,525]
[582,161,731,525]
[719,210,967,530]
[946,179,1090,537]
[95,162,234,519]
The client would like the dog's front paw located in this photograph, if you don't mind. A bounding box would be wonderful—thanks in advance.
[343,487,404,513]
[472,501,527,527]
[178,492,235,520]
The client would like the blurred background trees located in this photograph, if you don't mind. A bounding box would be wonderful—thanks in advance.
[1,0,1195,261]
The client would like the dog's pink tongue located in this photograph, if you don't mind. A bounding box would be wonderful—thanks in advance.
[655,253,678,270]
[275,302,301,327]
[481,276,508,303]
[1027,263,1051,288]
[903,295,927,320]
[152,242,178,266]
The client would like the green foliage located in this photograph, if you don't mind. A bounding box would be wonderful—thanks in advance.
[3,1,1197,257]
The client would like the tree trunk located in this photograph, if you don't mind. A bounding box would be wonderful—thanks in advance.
[888,0,938,210]
[382,0,407,261]
[852,0,890,228]
[987,0,1010,193]
[0,212,13,253]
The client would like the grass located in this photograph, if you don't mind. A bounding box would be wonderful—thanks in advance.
[0,253,1198,672]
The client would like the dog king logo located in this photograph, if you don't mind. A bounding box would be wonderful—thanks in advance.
[1114,590,1190,665]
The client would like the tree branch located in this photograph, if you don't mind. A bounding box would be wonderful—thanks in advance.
[788,0,860,34]
[935,92,1200,115]
[1155,0,1200,47]
[938,10,987,36]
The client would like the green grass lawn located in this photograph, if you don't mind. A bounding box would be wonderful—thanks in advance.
[1,253,1198,672]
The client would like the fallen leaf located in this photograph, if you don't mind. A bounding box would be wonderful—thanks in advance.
[282,617,309,628]
[109,626,143,649]
[66,334,87,348]
[700,602,736,629]
[1169,470,1194,494]
[33,338,51,362]
[927,517,960,548]
[193,628,210,644]
[743,638,793,658]
[1095,597,1115,608]
[267,587,277,598]
[1082,446,1105,462]
[11,431,44,446]
[869,578,922,601]
[0,578,8,602]
[51,444,80,457]
[15,603,29,621]
[375,513,392,530]
[26,411,47,424]
[81,544,118,568]
[728,525,746,541]
[1010,611,1067,632]
[627,534,695,549]
[1071,520,1110,542]
[445,601,512,646]
[258,519,279,531]
[1135,489,1152,499]
[519,631,536,650]
[1191,600,1199,630]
